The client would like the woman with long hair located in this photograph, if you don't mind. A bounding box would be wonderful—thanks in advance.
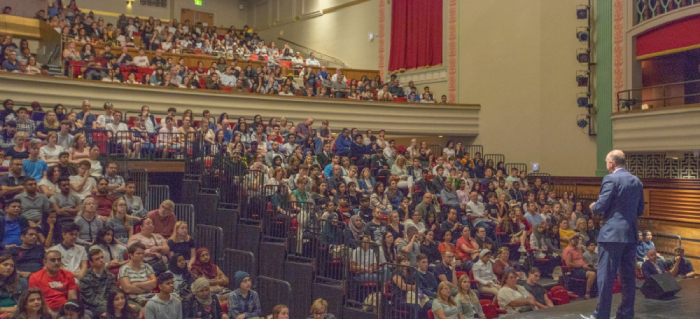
[6,133,28,160]
[104,289,138,319]
[168,221,196,266]
[68,133,89,163]
[37,166,60,197]
[90,226,127,272]
[13,289,51,319]
[559,219,576,249]
[369,182,392,214]
[105,198,133,244]
[438,230,457,256]
[575,217,590,247]
[432,281,463,319]
[0,254,21,314]
[36,111,60,140]
[455,274,485,319]
[40,132,64,167]
[386,211,404,241]
[379,231,397,264]
[497,208,527,248]
[497,269,537,315]
[39,211,62,248]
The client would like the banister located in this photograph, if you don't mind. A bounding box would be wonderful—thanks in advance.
[277,37,349,68]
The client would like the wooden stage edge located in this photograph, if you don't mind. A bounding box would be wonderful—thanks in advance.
[126,161,184,173]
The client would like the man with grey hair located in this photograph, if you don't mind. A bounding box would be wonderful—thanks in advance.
[146,200,176,237]
[580,149,644,319]
[641,248,671,278]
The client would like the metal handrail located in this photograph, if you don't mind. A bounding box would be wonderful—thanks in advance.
[277,37,349,68]
[615,78,700,112]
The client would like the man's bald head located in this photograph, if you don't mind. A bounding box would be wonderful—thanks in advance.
[306,117,314,125]
[606,149,626,173]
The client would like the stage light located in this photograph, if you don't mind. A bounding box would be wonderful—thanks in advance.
[577,93,590,107]
[577,118,588,128]
[577,5,589,19]
[577,75,588,87]
[577,70,590,87]
[577,29,589,42]
[577,49,590,63]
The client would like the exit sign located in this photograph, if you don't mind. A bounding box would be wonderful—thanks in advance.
[194,0,203,6]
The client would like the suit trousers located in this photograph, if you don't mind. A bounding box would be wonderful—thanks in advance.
[594,242,637,319]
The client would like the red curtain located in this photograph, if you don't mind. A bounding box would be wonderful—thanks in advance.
[388,0,443,72]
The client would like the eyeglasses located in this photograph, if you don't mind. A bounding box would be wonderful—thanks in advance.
[48,258,61,263]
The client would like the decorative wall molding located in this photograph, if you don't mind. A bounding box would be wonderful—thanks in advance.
[378,0,386,81]
[627,153,700,179]
[447,0,458,103]
[140,0,167,8]
[613,0,624,107]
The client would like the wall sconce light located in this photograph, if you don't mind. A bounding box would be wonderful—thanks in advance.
[126,0,134,7]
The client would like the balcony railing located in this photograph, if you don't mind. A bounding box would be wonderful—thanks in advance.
[615,78,700,112]
[635,0,700,25]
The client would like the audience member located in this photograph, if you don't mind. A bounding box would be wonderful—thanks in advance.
[182,277,225,319]
[127,218,169,275]
[70,160,96,200]
[89,226,127,271]
[641,248,671,278]
[166,253,194,299]
[104,288,139,319]
[79,248,115,316]
[431,281,460,319]
[523,267,553,309]
[0,158,27,206]
[13,288,53,319]
[22,141,49,181]
[472,249,500,296]
[8,227,45,278]
[13,178,49,225]
[455,274,485,318]
[497,268,537,315]
[670,246,695,278]
[123,181,148,218]
[562,234,596,298]
[0,199,29,248]
[74,197,104,245]
[0,253,22,312]
[146,200,176,237]
[28,250,78,311]
[190,247,229,292]
[227,271,260,319]
[105,198,133,244]
[48,223,88,280]
[144,272,182,319]
[118,242,157,307]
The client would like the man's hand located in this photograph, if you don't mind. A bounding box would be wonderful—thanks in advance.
[589,202,595,211]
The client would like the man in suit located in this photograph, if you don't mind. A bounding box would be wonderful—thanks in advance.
[581,150,644,319]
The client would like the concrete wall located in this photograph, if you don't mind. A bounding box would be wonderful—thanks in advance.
[251,0,379,70]
[457,1,597,176]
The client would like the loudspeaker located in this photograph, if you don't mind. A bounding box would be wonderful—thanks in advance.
[640,273,681,299]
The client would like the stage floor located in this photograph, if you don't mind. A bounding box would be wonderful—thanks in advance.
[511,278,698,319]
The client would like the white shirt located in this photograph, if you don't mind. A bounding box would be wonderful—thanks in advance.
[107,122,129,139]
[48,244,87,273]
[133,56,149,68]
[472,259,497,285]
[305,58,320,66]
[467,200,489,226]
[157,127,179,143]
[220,74,237,86]
[40,144,64,162]
[331,73,346,83]
[278,91,294,96]
[70,175,96,200]
[96,114,114,127]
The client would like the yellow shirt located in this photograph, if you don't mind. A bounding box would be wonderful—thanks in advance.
[559,228,575,249]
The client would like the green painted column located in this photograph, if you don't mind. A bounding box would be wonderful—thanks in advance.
[595,0,613,177]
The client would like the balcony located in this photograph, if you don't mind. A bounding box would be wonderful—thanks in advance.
[634,0,700,26]
[0,73,480,136]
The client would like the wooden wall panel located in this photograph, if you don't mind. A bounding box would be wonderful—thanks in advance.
[648,189,700,223]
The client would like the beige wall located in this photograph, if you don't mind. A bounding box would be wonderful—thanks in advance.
[252,0,379,70]
[457,0,597,176]
[72,0,247,27]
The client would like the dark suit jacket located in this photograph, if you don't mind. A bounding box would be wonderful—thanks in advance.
[316,151,332,169]
[591,168,644,244]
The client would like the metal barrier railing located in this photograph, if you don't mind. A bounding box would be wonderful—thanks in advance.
[551,184,577,200]
[261,185,292,243]
[527,173,551,185]
[195,224,224,264]
[483,154,505,172]
[255,276,292,316]
[239,170,266,224]
[213,157,249,208]
[222,248,256,291]
[344,239,383,314]
[505,163,527,175]
[145,185,170,211]
[315,218,349,283]
[654,233,682,258]
[427,144,442,157]
[286,201,318,262]
[129,168,149,201]
[464,145,483,160]
[381,262,425,319]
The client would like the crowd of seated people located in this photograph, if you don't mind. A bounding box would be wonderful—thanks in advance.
[1,7,448,103]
